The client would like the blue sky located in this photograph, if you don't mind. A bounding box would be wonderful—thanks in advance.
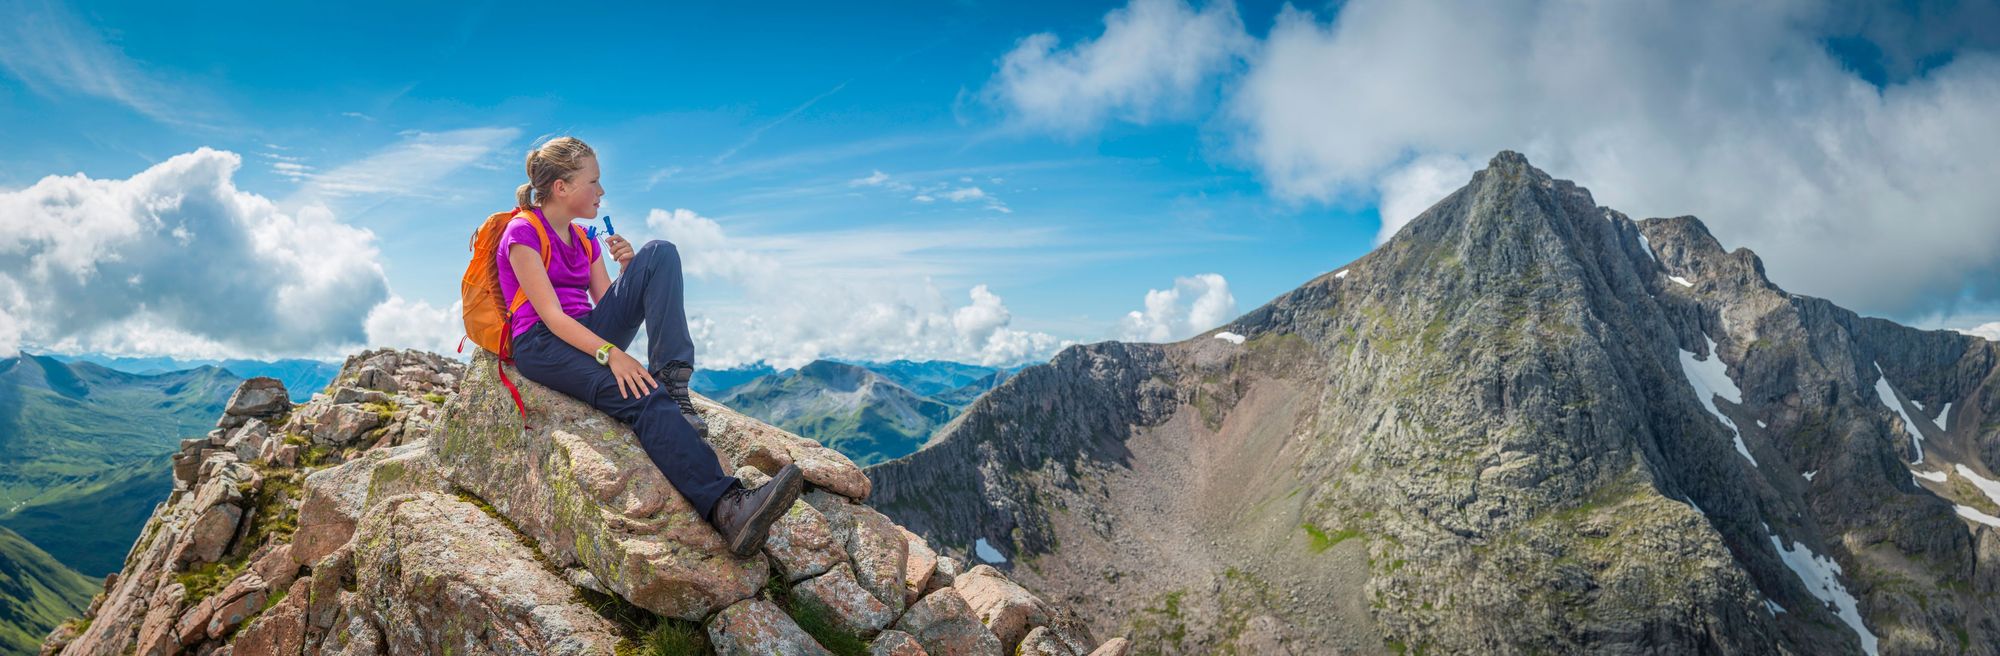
[4,0,1999,367]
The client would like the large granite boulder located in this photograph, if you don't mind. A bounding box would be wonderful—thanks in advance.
[339,492,624,654]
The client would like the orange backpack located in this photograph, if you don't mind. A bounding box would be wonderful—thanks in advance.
[459,207,594,423]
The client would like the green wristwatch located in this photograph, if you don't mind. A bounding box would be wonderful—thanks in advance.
[594,343,614,365]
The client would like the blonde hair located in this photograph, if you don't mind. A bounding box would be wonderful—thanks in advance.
[516,136,596,209]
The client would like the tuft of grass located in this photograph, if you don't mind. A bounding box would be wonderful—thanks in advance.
[243,466,303,548]
[761,569,867,656]
[637,621,710,656]
[176,557,247,605]
[574,586,710,656]
[1301,523,1362,553]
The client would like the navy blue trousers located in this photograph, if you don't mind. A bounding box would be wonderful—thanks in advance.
[512,239,739,518]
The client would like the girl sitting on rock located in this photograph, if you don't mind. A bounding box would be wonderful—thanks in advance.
[499,135,802,557]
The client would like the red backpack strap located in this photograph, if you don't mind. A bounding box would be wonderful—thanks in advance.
[497,358,531,430]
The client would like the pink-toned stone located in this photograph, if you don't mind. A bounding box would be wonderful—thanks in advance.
[290,440,433,568]
[794,562,899,636]
[953,565,1051,653]
[899,526,937,607]
[232,577,309,656]
[925,556,961,596]
[170,504,242,567]
[765,500,844,583]
[175,594,220,646]
[250,543,298,592]
[869,629,929,656]
[1016,626,1076,656]
[204,574,270,639]
[310,403,382,446]
[704,598,834,656]
[692,393,871,501]
[304,548,354,632]
[343,493,624,654]
[805,491,907,615]
[133,583,186,656]
[1086,637,1131,656]
[894,588,1003,656]
[435,358,769,620]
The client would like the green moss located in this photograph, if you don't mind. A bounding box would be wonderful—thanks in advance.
[300,444,335,468]
[243,466,303,548]
[1301,523,1361,553]
[1125,588,1190,653]
[176,558,247,605]
[424,392,448,404]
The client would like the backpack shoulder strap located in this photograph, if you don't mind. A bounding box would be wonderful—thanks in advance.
[572,223,595,261]
[505,209,553,315]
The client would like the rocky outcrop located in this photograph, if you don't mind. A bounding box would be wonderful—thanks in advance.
[44,347,1106,655]
[870,151,2000,654]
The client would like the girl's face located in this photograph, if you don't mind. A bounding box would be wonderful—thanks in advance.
[551,156,604,220]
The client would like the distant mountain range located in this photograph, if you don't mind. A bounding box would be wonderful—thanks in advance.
[700,359,1020,466]
[45,353,338,402]
[0,353,241,576]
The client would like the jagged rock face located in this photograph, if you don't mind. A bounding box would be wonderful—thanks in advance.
[46,348,1108,656]
[870,152,2000,654]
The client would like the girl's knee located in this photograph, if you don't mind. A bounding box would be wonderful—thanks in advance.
[640,239,679,263]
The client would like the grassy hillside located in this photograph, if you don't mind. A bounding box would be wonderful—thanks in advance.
[0,354,239,575]
[0,525,95,656]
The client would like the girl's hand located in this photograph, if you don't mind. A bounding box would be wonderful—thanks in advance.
[607,235,635,269]
[607,347,657,399]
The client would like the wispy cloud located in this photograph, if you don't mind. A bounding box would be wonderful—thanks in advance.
[0,0,226,129]
[643,166,683,191]
[712,80,850,164]
[850,170,1011,211]
[285,127,520,210]
[672,133,948,185]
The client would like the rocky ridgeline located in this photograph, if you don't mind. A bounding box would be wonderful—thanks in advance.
[40,348,1122,656]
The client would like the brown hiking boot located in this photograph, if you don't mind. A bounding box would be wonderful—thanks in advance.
[708,463,804,558]
[653,361,709,439]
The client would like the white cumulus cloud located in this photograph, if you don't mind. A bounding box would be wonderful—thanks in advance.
[363,296,466,357]
[0,148,388,358]
[1223,0,2000,318]
[643,208,1069,369]
[986,0,1253,136]
[1961,322,2000,342]
[1118,273,1237,342]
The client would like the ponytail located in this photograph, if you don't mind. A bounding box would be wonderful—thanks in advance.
[518,137,595,209]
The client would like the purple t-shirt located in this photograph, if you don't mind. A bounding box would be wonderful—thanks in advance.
[496,208,600,338]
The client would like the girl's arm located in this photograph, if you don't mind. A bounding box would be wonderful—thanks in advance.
[509,243,610,355]
[508,243,657,398]
[588,248,610,305]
